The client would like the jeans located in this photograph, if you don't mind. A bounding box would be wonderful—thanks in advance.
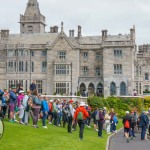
[141,125,147,140]
[67,116,72,132]
[98,122,103,137]
[78,120,85,139]
[42,112,47,126]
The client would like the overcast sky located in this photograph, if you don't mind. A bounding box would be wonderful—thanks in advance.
[0,0,150,45]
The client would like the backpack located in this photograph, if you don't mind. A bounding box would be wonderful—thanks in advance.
[124,120,130,128]
[77,108,83,120]
[95,110,100,121]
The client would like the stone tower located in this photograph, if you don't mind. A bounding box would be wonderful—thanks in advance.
[19,0,46,34]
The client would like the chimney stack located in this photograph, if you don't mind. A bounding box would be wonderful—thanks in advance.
[1,29,9,38]
[69,30,74,37]
[77,25,81,38]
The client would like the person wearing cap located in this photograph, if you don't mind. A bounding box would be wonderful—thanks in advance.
[8,86,17,123]
[139,110,149,140]
[48,100,53,124]
[17,90,25,124]
[67,100,74,133]
[122,111,132,143]
[74,102,89,140]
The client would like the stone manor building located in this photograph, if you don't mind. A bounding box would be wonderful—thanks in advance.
[0,0,149,97]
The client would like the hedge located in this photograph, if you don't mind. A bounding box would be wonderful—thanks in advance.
[87,96,150,118]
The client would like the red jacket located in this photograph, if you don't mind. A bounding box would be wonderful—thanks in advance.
[74,106,89,120]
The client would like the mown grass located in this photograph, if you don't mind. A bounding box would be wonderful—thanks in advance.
[0,119,122,150]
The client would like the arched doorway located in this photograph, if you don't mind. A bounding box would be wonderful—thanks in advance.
[110,82,116,96]
[88,83,95,96]
[80,83,86,97]
[97,82,103,96]
[120,82,126,95]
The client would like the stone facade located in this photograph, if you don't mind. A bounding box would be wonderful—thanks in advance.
[0,0,146,97]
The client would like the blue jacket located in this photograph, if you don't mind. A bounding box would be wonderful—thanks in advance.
[41,100,49,112]
[139,113,149,126]
[9,90,17,104]
[2,96,6,106]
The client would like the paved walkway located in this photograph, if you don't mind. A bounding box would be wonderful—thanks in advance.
[109,129,150,150]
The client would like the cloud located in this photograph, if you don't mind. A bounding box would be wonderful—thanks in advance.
[0,0,150,45]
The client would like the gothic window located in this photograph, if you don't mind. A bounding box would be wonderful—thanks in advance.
[8,61,13,72]
[144,85,149,91]
[95,52,101,60]
[114,50,122,58]
[110,82,116,96]
[42,61,47,72]
[120,82,126,95]
[25,61,28,72]
[55,64,69,75]
[114,64,122,74]
[83,52,88,60]
[82,66,89,76]
[31,50,34,56]
[55,82,69,95]
[58,51,66,60]
[31,61,34,72]
[7,50,14,57]
[95,66,100,76]
[19,61,24,72]
[28,26,33,33]
[145,73,149,80]
[36,80,42,94]
[80,83,86,96]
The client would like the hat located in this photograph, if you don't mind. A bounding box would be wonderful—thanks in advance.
[126,111,129,114]
[11,86,16,89]
[3,88,7,90]
[49,100,53,102]
[69,100,74,103]
[19,90,24,93]
[80,102,85,106]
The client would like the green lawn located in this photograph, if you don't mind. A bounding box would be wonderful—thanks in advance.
[0,119,122,150]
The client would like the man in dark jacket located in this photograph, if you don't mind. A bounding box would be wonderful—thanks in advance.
[139,111,149,140]
[98,108,104,138]
[122,111,132,143]
[30,80,36,92]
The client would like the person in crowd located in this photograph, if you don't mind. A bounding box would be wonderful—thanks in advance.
[3,88,9,118]
[52,99,59,126]
[85,105,92,128]
[22,91,31,125]
[74,102,89,140]
[17,90,25,124]
[148,112,150,136]
[112,113,118,133]
[133,89,137,96]
[41,96,49,128]
[130,111,137,138]
[105,112,111,134]
[62,101,68,128]
[122,111,132,143]
[92,108,99,132]
[98,108,105,138]
[9,86,17,123]
[48,100,53,124]
[1,91,7,118]
[0,89,4,112]
[29,80,36,93]
[72,102,79,131]
[30,89,41,128]
[109,108,115,132]
[67,100,74,133]
[139,110,149,140]
[57,100,62,126]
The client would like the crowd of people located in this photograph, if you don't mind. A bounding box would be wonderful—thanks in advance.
[122,109,150,143]
[0,81,150,141]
